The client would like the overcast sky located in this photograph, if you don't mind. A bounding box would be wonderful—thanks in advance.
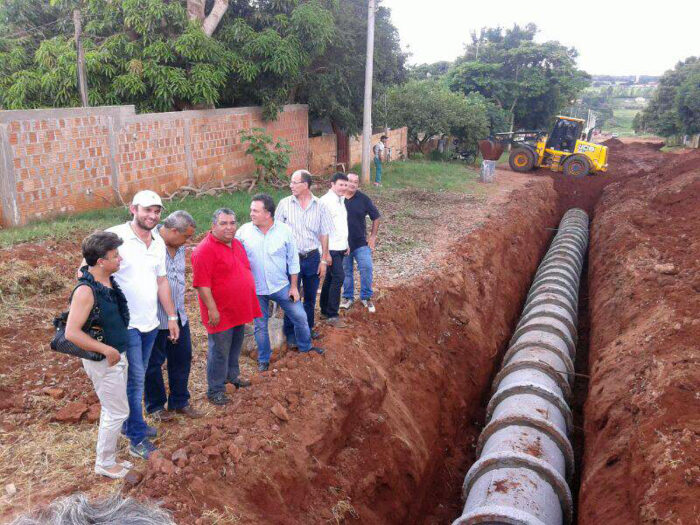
[380,0,699,76]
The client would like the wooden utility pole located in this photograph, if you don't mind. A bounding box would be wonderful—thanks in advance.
[360,0,375,185]
[73,9,89,107]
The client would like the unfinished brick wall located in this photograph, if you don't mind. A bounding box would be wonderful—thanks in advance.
[308,134,337,175]
[0,107,129,226]
[348,127,408,168]
[117,116,188,199]
[0,105,308,226]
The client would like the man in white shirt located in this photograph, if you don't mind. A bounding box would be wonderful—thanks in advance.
[373,135,388,186]
[106,190,179,460]
[319,173,349,324]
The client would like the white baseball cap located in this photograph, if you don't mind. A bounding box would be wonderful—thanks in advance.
[131,190,163,208]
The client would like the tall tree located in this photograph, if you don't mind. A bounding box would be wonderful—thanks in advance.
[445,24,590,131]
[294,0,407,134]
[0,0,406,128]
[383,79,491,153]
[0,0,336,116]
[639,57,700,136]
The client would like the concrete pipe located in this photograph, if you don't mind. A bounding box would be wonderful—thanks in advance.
[454,209,588,525]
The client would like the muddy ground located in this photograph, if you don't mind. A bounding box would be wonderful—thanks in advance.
[1,142,698,524]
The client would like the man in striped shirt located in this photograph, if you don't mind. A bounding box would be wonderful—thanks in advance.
[275,169,334,346]
[145,211,202,420]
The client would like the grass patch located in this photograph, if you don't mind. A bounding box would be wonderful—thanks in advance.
[660,145,685,153]
[605,108,640,136]
[0,261,69,301]
[353,159,482,195]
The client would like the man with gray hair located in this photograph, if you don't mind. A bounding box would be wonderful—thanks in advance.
[192,208,261,406]
[145,211,202,420]
[275,169,334,345]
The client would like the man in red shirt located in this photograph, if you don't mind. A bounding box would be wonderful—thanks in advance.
[192,208,262,406]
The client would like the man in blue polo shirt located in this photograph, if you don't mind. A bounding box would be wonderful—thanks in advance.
[236,193,324,372]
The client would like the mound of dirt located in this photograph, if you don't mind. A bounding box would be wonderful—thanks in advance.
[579,148,700,523]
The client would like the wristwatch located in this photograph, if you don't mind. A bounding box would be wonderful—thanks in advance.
[167,315,178,321]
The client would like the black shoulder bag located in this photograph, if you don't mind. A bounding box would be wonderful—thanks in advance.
[50,285,106,361]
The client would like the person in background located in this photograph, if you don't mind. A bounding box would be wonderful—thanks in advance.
[319,173,349,324]
[340,173,381,313]
[274,169,334,347]
[105,190,179,460]
[145,211,202,421]
[192,209,261,406]
[66,231,131,479]
[373,135,388,186]
[237,194,324,372]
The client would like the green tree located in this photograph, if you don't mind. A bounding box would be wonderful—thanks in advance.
[640,57,700,136]
[294,0,407,134]
[407,61,451,81]
[0,0,336,115]
[676,70,700,134]
[445,24,590,132]
[384,79,490,152]
[0,0,407,130]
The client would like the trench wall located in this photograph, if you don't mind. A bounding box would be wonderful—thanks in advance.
[579,150,700,524]
[0,104,308,226]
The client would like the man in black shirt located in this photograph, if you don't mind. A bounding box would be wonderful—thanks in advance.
[340,173,381,312]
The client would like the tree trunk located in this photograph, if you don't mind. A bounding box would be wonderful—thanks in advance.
[73,9,89,107]
[202,0,229,37]
[187,0,228,37]
[186,0,205,21]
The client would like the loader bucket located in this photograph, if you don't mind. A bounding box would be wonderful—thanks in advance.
[478,139,505,161]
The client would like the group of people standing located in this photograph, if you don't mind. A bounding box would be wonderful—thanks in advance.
[64,169,380,479]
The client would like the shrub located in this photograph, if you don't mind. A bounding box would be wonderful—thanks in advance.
[239,128,292,183]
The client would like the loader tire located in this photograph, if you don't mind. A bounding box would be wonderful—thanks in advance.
[509,148,536,172]
[563,155,591,178]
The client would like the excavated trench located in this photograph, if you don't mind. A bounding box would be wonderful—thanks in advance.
[419,175,605,524]
[130,140,698,525]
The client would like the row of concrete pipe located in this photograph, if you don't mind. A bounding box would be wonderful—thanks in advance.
[453,208,590,525]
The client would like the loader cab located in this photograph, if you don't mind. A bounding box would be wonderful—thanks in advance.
[546,117,584,153]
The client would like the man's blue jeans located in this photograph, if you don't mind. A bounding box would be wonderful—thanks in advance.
[283,250,319,339]
[123,328,158,446]
[144,321,192,413]
[206,325,245,398]
[256,284,312,363]
[374,157,382,183]
[343,245,374,301]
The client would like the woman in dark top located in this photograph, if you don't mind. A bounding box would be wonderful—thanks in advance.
[66,231,131,479]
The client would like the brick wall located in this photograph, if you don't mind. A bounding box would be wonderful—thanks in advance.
[348,127,408,168]
[0,104,308,226]
[308,134,337,175]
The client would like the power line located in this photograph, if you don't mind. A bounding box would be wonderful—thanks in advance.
[3,16,71,40]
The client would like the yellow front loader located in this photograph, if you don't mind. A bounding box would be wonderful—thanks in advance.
[496,116,608,177]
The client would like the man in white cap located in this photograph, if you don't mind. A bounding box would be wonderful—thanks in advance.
[105,190,179,460]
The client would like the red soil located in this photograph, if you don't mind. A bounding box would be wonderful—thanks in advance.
[128,180,561,524]
[579,142,700,523]
[2,141,697,524]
